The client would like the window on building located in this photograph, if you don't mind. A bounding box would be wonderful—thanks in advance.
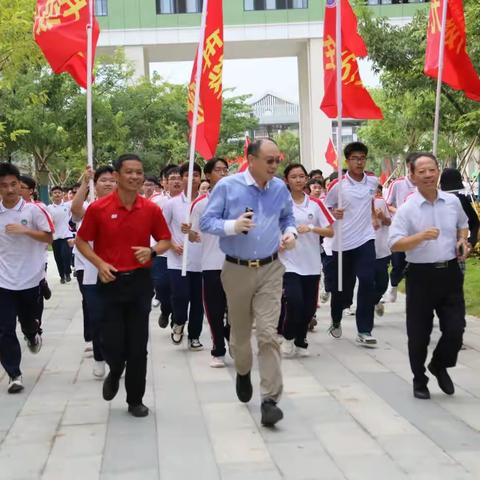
[95,0,108,16]
[156,0,204,14]
[244,0,308,11]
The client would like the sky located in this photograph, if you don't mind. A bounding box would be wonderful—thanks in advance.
[151,57,380,103]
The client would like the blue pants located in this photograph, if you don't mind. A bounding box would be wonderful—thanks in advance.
[83,284,104,362]
[151,256,173,318]
[0,286,40,378]
[168,269,204,340]
[321,252,335,293]
[331,240,376,333]
[374,256,391,305]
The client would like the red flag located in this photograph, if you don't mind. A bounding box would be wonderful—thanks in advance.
[188,0,224,159]
[320,0,383,119]
[379,158,392,185]
[34,0,99,89]
[237,135,250,172]
[325,138,338,169]
[424,0,480,101]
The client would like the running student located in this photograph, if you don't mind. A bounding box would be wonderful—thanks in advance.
[279,163,334,358]
[0,163,53,394]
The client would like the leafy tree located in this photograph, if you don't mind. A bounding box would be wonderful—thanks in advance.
[275,130,300,164]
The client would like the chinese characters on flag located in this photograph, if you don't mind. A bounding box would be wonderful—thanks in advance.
[320,0,383,119]
[34,0,99,89]
[325,138,338,169]
[188,0,224,160]
[424,0,480,101]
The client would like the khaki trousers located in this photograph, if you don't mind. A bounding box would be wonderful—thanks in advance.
[221,259,284,402]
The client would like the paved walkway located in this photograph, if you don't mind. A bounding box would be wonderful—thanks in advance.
[1,265,480,480]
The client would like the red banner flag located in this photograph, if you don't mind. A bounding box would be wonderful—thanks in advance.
[320,0,383,119]
[379,157,392,185]
[237,135,250,172]
[188,0,224,160]
[325,138,338,169]
[34,0,99,89]
[424,0,480,101]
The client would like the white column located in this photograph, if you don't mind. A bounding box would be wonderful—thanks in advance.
[124,46,149,82]
[297,38,332,174]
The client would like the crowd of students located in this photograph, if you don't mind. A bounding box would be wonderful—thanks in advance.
[0,139,478,423]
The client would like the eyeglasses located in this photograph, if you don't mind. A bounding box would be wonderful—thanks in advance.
[348,156,367,163]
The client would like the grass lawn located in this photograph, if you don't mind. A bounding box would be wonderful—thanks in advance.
[398,257,480,318]
[464,257,480,318]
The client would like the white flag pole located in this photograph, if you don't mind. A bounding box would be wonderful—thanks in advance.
[86,0,95,202]
[335,0,343,292]
[432,0,449,157]
[181,0,209,277]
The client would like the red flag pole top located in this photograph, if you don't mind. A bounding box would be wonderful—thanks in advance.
[34,0,100,89]
[187,0,224,160]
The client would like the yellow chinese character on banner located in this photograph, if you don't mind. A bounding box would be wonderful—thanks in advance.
[444,18,464,54]
[341,52,362,86]
[35,0,87,35]
[208,55,223,99]
[324,35,336,70]
[188,82,205,124]
[430,0,441,35]
[203,29,224,71]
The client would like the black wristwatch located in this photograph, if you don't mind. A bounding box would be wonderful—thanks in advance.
[150,247,157,259]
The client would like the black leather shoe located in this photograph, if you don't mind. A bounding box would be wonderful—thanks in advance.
[128,403,149,417]
[40,279,52,300]
[102,373,120,401]
[428,363,454,395]
[236,371,252,403]
[261,399,284,426]
[413,384,430,400]
[158,313,169,329]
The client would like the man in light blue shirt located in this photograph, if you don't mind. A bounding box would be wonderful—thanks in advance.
[200,138,297,427]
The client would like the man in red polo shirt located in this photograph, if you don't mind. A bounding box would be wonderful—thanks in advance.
[76,154,171,418]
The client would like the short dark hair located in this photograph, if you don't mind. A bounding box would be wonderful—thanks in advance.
[308,169,323,178]
[284,163,308,179]
[166,167,181,180]
[204,157,228,175]
[306,178,324,188]
[344,142,368,159]
[0,162,20,180]
[409,152,439,174]
[179,162,201,177]
[405,152,422,165]
[160,164,178,179]
[144,175,158,185]
[94,165,114,184]
[247,138,278,157]
[19,175,36,190]
[50,185,63,193]
[114,153,142,172]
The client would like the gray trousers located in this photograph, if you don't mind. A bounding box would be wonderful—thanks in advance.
[221,259,284,402]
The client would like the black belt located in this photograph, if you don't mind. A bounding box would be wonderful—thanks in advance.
[408,259,457,269]
[226,253,278,268]
[114,268,148,277]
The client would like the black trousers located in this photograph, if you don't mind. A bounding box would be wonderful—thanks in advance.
[0,286,40,378]
[390,251,407,287]
[320,252,335,293]
[52,238,72,279]
[202,270,229,357]
[168,269,204,340]
[75,270,92,342]
[282,273,320,348]
[83,284,104,362]
[374,256,391,305]
[405,260,465,386]
[151,256,173,318]
[98,269,152,405]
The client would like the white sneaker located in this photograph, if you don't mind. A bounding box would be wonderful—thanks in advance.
[281,339,296,358]
[344,306,356,316]
[375,302,385,317]
[210,356,225,368]
[320,291,330,303]
[386,286,398,303]
[356,333,378,348]
[8,376,24,394]
[151,298,160,308]
[327,322,342,338]
[188,339,204,351]
[171,324,185,345]
[296,346,309,357]
[93,361,106,379]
